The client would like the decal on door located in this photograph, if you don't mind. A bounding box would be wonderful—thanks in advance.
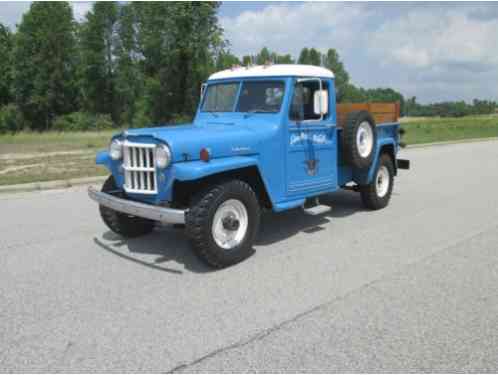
[290,132,330,146]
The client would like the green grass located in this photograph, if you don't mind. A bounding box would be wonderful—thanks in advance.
[0,129,118,155]
[0,130,118,186]
[402,115,498,145]
[0,116,498,186]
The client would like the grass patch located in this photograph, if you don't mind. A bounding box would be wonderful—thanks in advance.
[0,129,118,155]
[402,115,498,145]
[0,152,108,186]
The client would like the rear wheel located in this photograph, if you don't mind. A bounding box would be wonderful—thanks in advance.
[186,180,260,268]
[360,153,394,210]
[99,176,155,238]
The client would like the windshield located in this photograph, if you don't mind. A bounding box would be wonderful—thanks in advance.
[202,82,239,112]
[237,81,284,113]
[202,81,285,113]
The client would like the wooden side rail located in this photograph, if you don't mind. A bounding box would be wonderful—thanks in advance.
[336,102,400,128]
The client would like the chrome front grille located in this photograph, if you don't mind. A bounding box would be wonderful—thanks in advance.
[123,142,157,194]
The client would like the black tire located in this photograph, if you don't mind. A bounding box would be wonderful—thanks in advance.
[342,110,377,169]
[99,175,155,238]
[360,153,395,210]
[186,180,260,268]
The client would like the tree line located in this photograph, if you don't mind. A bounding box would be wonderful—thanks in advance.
[404,97,497,118]
[0,2,496,133]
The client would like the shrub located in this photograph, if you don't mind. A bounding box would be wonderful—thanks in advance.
[94,114,114,130]
[0,104,25,133]
[53,112,115,131]
[170,113,193,125]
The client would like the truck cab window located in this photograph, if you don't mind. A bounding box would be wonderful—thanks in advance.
[237,81,285,113]
[290,80,329,121]
[202,83,239,112]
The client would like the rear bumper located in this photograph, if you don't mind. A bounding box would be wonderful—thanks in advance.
[88,186,186,224]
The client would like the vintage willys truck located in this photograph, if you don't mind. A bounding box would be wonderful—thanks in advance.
[89,64,409,268]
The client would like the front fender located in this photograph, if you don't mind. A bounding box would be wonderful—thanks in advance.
[172,156,258,181]
[96,150,112,170]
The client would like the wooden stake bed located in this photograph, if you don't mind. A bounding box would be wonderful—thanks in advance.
[336,102,400,128]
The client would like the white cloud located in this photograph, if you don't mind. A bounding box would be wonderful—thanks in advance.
[221,3,498,102]
[0,2,31,29]
[369,8,498,71]
[220,2,371,57]
[0,1,93,29]
[71,1,94,22]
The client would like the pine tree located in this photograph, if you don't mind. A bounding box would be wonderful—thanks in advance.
[13,2,78,130]
[0,23,13,106]
[322,49,350,102]
[79,2,119,121]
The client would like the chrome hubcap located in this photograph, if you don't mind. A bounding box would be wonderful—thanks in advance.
[376,165,390,197]
[357,122,374,158]
[212,199,248,250]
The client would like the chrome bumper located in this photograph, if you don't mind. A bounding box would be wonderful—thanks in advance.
[88,186,185,224]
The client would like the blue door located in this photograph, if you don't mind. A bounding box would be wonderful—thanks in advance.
[285,77,338,198]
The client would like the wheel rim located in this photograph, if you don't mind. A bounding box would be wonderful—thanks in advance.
[356,122,374,158]
[212,199,249,250]
[376,165,390,198]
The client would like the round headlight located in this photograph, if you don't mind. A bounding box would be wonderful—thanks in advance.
[156,144,172,169]
[109,139,123,160]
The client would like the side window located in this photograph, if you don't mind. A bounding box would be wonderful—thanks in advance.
[290,79,329,121]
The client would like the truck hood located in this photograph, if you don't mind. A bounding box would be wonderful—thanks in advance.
[124,122,259,162]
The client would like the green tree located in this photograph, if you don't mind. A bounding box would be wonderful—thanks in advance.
[215,50,241,70]
[275,53,294,64]
[0,23,13,106]
[113,3,144,126]
[298,48,310,64]
[13,2,78,130]
[242,55,252,66]
[308,48,322,66]
[79,2,119,122]
[256,47,271,65]
[130,2,222,124]
[322,49,350,102]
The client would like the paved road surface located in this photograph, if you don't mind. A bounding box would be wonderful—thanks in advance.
[1,141,498,372]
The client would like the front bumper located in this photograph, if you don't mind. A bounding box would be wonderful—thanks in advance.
[88,186,186,224]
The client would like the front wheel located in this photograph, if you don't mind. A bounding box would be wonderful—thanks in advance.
[99,176,155,238]
[360,154,394,210]
[186,180,260,268]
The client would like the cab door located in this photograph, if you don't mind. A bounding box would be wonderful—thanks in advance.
[285,77,338,198]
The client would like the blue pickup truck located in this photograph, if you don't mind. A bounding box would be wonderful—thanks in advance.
[89,64,409,268]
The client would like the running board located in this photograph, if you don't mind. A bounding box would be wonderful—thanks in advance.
[302,197,331,215]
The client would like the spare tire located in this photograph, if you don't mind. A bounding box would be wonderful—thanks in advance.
[341,110,377,169]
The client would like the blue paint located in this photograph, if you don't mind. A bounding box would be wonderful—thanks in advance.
[96,74,400,210]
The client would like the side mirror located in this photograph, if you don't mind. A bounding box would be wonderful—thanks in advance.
[313,90,328,115]
[200,83,207,100]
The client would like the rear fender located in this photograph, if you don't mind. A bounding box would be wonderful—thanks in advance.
[353,139,397,185]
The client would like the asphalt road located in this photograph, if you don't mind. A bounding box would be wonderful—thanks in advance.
[1,141,498,372]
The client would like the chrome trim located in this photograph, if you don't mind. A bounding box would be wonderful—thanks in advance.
[88,186,185,224]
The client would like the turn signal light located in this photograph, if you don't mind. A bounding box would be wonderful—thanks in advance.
[200,148,210,162]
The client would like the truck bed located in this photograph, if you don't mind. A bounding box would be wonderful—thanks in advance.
[336,102,400,127]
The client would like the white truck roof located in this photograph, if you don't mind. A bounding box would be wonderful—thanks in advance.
[208,64,335,80]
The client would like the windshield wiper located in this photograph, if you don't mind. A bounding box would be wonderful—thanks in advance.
[244,109,276,118]
[247,109,275,113]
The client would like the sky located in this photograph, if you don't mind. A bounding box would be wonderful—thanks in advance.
[2,1,498,104]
